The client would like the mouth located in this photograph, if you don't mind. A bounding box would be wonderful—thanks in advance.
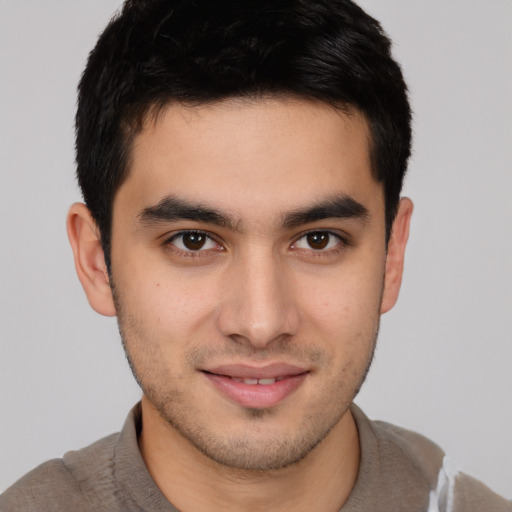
[201,363,309,409]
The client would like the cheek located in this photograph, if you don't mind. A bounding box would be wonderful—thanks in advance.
[298,265,384,326]
[116,262,222,343]
[294,258,385,359]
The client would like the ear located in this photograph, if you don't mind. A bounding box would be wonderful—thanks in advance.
[380,197,413,314]
[66,203,116,317]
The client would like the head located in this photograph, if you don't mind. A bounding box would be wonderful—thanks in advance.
[75,0,411,271]
[68,0,413,474]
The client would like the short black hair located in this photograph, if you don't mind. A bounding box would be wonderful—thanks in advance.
[76,0,412,269]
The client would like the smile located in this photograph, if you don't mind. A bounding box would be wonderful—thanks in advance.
[202,364,309,408]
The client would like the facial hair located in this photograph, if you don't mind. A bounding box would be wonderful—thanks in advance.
[112,281,379,472]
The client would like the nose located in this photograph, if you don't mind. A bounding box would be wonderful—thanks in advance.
[217,248,300,349]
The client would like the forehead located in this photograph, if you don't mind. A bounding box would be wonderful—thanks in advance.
[118,97,383,224]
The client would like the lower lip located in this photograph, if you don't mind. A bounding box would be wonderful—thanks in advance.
[203,372,308,409]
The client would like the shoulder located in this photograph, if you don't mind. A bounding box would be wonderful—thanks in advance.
[372,419,511,511]
[0,433,120,512]
[371,416,447,483]
[348,405,512,511]
[352,405,445,490]
[434,463,512,512]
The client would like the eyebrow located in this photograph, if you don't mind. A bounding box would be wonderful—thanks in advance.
[282,195,369,229]
[137,193,369,231]
[138,196,238,230]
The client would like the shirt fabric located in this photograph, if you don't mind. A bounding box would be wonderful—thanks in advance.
[1,403,510,512]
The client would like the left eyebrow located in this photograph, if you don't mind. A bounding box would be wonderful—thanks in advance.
[282,195,369,229]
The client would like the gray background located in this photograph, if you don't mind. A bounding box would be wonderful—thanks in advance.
[1,0,511,498]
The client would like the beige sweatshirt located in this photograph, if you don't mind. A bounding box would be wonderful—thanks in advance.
[1,403,510,511]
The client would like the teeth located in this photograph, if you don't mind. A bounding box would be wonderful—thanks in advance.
[258,378,276,385]
[231,377,277,385]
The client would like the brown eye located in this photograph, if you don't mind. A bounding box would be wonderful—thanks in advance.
[306,232,330,250]
[292,231,343,252]
[182,232,207,250]
[169,231,218,252]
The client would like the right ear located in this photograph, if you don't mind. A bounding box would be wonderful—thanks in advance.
[66,203,116,316]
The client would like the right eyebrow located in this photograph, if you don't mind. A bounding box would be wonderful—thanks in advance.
[137,195,239,230]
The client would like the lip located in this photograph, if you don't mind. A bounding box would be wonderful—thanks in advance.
[202,363,309,409]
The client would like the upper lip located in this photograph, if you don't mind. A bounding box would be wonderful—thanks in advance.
[203,363,308,380]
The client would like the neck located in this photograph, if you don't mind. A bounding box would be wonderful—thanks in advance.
[139,396,360,512]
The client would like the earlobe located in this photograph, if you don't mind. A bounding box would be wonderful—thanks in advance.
[380,197,413,314]
[66,203,116,317]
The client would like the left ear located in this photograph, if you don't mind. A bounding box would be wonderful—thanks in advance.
[380,197,413,314]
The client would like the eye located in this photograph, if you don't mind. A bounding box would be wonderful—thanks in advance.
[168,231,220,252]
[292,231,342,251]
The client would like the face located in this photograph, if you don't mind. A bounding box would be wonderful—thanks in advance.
[108,98,392,471]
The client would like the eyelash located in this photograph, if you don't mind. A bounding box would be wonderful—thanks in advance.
[163,229,350,259]
[290,230,349,257]
[164,230,224,258]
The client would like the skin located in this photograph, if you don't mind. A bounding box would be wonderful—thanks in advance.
[67,97,412,512]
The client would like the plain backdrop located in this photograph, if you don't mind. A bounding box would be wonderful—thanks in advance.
[1,0,511,499]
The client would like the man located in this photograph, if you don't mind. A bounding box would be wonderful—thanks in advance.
[1,0,510,510]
